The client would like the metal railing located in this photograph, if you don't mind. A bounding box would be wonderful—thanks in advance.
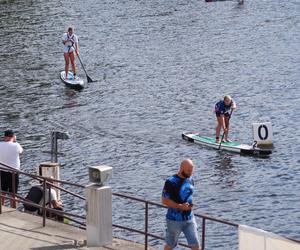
[0,162,86,228]
[1,161,300,249]
[112,193,300,249]
[112,192,239,249]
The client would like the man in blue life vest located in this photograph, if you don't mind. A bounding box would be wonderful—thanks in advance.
[162,159,200,250]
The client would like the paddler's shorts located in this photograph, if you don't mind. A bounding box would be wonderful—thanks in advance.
[63,46,75,53]
[215,111,231,117]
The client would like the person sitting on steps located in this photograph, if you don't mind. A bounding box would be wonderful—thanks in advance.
[24,177,63,222]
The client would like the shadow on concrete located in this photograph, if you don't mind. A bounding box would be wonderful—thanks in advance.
[0,226,56,245]
[31,245,77,250]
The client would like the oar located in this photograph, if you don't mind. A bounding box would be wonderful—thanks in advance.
[218,109,234,150]
[74,48,94,83]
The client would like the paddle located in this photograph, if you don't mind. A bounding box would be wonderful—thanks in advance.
[218,109,234,150]
[73,48,94,83]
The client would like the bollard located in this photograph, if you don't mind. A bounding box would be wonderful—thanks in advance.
[85,166,113,247]
[38,162,60,200]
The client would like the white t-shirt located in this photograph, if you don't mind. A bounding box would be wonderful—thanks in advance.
[39,188,57,206]
[0,141,23,170]
[62,33,79,53]
[39,188,58,213]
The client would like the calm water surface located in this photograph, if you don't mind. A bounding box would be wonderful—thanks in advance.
[0,0,299,249]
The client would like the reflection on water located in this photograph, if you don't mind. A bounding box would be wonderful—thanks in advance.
[210,152,238,190]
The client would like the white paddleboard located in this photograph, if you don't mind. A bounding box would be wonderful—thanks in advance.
[60,71,84,90]
[182,132,272,156]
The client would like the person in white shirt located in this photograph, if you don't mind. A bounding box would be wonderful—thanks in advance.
[39,181,62,211]
[62,27,79,80]
[39,178,63,221]
[0,129,23,207]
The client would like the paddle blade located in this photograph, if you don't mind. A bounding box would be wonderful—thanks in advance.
[87,75,94,83]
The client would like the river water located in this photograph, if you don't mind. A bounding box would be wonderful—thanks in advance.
[0,0,299,249]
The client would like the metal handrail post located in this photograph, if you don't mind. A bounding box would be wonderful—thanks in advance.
[145,201,149,250]
[0,170,2,214]
[48,185,52,218]
[201,218,206,250]
[12,171,16,208]
[42,180,46,227]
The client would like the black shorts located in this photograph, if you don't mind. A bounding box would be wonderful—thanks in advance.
[215,112,230,118]
[0,171,19,193]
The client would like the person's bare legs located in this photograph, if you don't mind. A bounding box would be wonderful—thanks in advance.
[224,116,230,141]
[64,53,70,79]
[0,193,15,207]
[10,195,17,208]
[216,116,224,142]
[1,193,5,205]
[69,51,76,77]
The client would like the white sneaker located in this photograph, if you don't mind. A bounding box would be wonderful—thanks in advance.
[225,139,232,143]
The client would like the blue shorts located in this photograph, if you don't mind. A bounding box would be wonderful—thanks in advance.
[165,217,200,248]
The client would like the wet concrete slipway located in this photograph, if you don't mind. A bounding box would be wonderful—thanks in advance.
[0,0,299,249]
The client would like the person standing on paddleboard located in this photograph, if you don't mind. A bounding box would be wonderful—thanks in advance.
[215,95,237,143]
[62,27,79,80]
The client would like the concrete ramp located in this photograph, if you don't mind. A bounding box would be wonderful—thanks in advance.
[0,206,153,250]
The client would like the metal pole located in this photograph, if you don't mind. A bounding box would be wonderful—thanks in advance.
[51,132,53,162]
[202,218,206,250]
[51,132,58,163]
[43,179,46,227]
[12,171,16,208]
[54,133,58,163]
[48,184,52,218]
[51,132,54,162]
[0,170,2,214]
[145,202,148,250]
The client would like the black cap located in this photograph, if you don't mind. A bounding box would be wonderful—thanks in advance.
[4,129,14,137]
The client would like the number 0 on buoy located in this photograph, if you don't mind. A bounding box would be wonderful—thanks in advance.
[252,122,273,147]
